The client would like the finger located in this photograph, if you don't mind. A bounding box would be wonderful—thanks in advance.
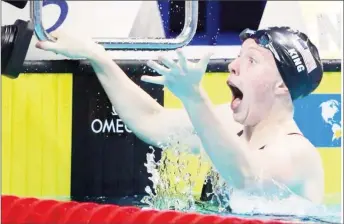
[158,55,178,70]
[176,48,188,71]
[147,60,170,75]
[198,52,213,70]
[35,41,60,52]
[141,75,165,85]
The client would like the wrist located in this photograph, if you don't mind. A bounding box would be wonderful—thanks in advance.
[86,43,107,61]
[180,85,205,103]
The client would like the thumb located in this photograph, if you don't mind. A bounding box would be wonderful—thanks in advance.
[35,41,60,52]
[141,75,165,85]
[49,30,63,39]
[198,52,213,70]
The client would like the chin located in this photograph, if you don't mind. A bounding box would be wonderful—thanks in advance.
[232,110,247,125]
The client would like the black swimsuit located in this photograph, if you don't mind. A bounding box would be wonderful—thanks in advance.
[199,130,303,212]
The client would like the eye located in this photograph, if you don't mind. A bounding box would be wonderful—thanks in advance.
[249,57,255,64]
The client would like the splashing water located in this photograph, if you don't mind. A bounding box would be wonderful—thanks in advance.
[141,145,198,211]
[140,132,243,214]
[140,138,341,223]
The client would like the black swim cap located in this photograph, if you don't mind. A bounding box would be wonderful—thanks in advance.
[239,26,323,101]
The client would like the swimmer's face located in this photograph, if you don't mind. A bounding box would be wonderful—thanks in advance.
[227,39,285,126]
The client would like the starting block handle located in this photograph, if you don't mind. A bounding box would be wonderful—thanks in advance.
[30,1,198,50]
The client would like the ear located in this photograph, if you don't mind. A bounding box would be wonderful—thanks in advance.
[274,80,289,96]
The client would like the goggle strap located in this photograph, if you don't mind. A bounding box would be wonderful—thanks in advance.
[239,28,256,41]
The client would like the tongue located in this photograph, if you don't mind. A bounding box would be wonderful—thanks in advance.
[231,98,242,110]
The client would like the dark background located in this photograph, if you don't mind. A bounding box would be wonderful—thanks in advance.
[158,1,267,45]
[71,70,164,204]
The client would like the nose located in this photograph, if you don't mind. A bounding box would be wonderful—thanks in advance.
[228,58,240,76]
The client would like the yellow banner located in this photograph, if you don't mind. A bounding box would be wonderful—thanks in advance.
[1,74,73,199]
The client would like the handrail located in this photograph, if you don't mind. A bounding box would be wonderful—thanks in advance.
[30,1,198,50]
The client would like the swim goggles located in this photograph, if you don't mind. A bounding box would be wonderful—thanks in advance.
[239,28,282,63]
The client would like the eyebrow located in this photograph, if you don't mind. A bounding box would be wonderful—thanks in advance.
[247,46,263,54]
[239,46,263,56]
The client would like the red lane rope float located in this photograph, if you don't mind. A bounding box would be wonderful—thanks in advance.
[148,210,181,224]
[190,214,225,224]
[126,209,159,223]
[87,204,120,223]
[168,212,200,224]
[2,197,39,224]
[61,202,99,224]
[104,206,141,223]
[20,199,59,224]
[1,195,291,224]
[1,195,19,218]
[42,201,79,223]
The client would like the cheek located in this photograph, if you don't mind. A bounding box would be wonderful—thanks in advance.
[245,78,272,102]
[243,80,272,126]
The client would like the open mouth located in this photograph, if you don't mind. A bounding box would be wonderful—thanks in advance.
[228,84,244,110]
[229,85,243,101]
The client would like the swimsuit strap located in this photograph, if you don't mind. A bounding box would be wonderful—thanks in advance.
[287,132,303,136]
[237,130,244,137]
[237,130,304,150]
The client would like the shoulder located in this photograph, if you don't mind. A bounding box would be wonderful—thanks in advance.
[263,133,323,181]
[281,134,325,203]
[283,134,321,163]
[270,133,321,167]
[279,134,324,182]
[267,132,316,153]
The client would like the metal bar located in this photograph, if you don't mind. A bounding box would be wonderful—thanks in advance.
[31,1,198,50]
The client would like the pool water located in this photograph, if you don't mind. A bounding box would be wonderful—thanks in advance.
[53,141,341,223]
[33,145,344,224]
[194,201,342,224]
[137,146,342,224]
[84,195,341,224]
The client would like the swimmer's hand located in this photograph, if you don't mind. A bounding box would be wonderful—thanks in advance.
[35,31,105,59]
[142,49,212,100]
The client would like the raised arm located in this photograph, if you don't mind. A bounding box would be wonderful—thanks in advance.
[89,50,240,152]
[35,32,241,152]
[142,49,255,188]
[177,86,254,187]
[91,50,203,150]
